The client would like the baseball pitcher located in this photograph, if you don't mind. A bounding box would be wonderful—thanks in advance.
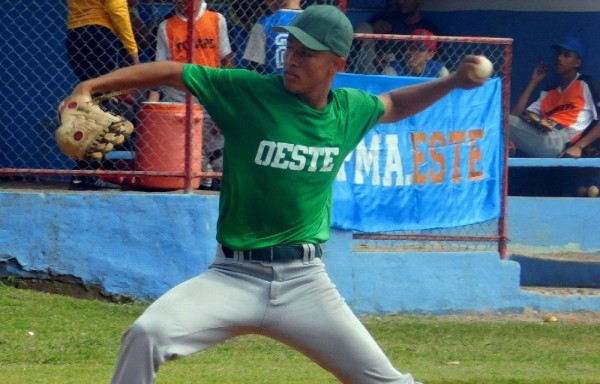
[63,5,486,384]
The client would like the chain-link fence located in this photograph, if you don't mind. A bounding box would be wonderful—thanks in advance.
[348,32,513,258]
[1,1,511,255]
[0,0,343,191]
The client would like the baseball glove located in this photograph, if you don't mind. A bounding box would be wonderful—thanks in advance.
[521,111,556,133]
[55,93,134,161]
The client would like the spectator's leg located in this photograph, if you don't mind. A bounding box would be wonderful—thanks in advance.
[508,115,570,157]
[200,157,213,189]
[66,26,123,190]
[200,108,224,190]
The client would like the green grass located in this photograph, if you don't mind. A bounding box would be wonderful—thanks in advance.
[1,283,599,384]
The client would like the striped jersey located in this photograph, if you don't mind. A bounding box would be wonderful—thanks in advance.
[527,73,600,139]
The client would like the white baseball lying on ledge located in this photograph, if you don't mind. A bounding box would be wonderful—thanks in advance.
[468,55,493,81]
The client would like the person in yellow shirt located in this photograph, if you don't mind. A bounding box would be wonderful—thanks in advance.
[65,0,140,190]
[66,0,139,79]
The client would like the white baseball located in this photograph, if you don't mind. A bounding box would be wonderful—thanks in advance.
[468,55,493,81]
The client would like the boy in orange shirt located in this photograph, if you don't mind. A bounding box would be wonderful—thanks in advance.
[150,0,234,189]
[510,37,600,158]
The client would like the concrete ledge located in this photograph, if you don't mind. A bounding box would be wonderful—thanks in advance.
[507,196,600,252]
[1,191,599,314]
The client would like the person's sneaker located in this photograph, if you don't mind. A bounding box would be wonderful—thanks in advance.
[69,176,122,191]
[200,179,213,189]
[210,178,221,191]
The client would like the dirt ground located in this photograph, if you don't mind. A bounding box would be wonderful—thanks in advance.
[421,309,600,324]
[400,287,600,324]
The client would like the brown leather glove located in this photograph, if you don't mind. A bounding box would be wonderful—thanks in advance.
[521,111,555,133]
[55,94,134,161]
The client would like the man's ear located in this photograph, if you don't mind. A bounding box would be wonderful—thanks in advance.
[334,56,347,72]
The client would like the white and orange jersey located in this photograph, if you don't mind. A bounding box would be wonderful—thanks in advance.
[155,2,231,67]
[527,73,600,139]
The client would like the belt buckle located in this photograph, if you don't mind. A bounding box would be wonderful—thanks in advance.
[247,248,275,262]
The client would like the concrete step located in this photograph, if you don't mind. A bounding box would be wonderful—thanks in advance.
[510,252,600,288]
[521,286,600,296]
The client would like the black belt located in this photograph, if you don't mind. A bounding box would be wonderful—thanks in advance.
[221,243,322,262]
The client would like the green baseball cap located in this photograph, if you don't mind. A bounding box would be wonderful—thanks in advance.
[273,5,354,58]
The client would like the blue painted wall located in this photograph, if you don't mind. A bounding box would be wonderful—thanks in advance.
[507,197,600,253]
[0,1,74,169]
[1,191,599,314]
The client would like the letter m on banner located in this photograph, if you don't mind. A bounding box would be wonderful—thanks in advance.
[331,73,503,232]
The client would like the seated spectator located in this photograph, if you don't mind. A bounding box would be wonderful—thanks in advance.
[384,29,449,77]
[509,37,600,158]
[149,0,234,190]
[243,0,303,74]
[350,0,442,74]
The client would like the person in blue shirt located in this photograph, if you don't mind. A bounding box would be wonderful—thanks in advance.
[243,0,302,74]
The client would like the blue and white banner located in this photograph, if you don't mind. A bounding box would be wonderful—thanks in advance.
[331,73,502,232]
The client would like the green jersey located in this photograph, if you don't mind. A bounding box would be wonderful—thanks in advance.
[182,65,385,250]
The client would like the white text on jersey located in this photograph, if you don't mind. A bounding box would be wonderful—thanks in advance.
[255,140,340,172]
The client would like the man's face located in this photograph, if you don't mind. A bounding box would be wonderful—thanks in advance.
[554,48,581,75]
[282,36,342,95]
[404,45,434,73]
[175,0,193,14]
[397,0,421,15]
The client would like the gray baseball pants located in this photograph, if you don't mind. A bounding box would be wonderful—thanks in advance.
[509,114,571,157]
[110,246,419,384]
